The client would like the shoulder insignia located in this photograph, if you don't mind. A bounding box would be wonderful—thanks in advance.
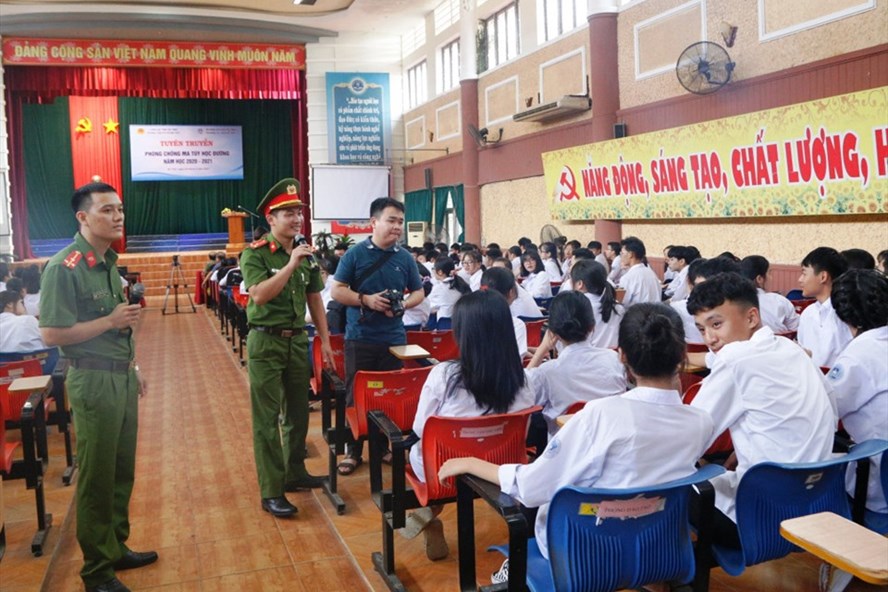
[269,241,279,253]
[85,251,98,268]
[250,238,269,249]
[63,251,83,269]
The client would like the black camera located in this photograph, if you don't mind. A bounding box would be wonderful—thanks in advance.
[380,289,405,318]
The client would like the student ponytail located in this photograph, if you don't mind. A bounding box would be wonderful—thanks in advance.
[619,303,686,379]
[570,260,619,322]
[435,258,472,295]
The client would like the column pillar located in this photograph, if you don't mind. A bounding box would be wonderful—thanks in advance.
[0,37,14,259]
[460,0,481,244]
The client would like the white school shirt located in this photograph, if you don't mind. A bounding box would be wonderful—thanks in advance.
[665,266,690,301]
[561,257,572,275]
[511,285,544,318]
[511,257,522,276]
[798,297,853,368]
[512,316,528,358]
[543,259,562,282]
[526,341,627,436]
[23,293,40,317]
[522,272,553,299]
[607,255,624,284]
[583,292,622,349]
[458,268,483,292]
[409,362,537,482]
[499,387,713,559]
[828,327,888,513]
[594,253,610,274]
[619,263,661,307]
[690,326,837,522]
[402,296,430,327]
[757,288,800,333]
[427,279,464,320]
[670,298,705,344]
[0,312,47,352]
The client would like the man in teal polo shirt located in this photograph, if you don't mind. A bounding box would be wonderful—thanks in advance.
[40,182,154,592]
[241,178,334,518]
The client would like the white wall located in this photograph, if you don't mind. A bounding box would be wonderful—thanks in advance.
[0,36,13,259]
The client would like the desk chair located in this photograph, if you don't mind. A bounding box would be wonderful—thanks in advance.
[790,298,816,314]
[522,318,547,349]
[406,330,459,362]
[457,464,725,592]
[314,334,348,514]
[345,366,431,443]
[368,406,539,591]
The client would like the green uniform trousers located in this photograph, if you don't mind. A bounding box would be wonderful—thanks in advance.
[67,366,139,587]
[247,330,311,498]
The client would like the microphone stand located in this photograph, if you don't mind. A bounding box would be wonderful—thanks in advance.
[236,205,261,242]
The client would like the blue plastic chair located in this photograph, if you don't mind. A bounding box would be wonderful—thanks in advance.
[785,288,804,300]
[862,448,888,534]
[490,464,725,592]
[435,316,452,331]
[708,438,888,577]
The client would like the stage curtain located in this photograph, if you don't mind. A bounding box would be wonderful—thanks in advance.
[405,189,432,225]
[118,98,294,235]
[21,97,76,240]
[292,77,310,240]
[452,184,465,242]
[433,186,450,231]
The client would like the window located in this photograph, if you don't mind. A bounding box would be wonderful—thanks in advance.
[439,38,460,92]
[402,21,426,57]
[406,61,428,109]
[542,0,588,41]
[434,0,461,35]
[484,2,519,70]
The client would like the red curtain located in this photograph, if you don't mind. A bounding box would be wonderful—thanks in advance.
[68,96,125,251]
[6,98,32,259]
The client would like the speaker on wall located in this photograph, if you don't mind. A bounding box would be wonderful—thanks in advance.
[614,123,628,138]
[424,168,433,189]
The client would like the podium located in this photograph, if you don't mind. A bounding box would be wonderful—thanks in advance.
[222,211,249,252]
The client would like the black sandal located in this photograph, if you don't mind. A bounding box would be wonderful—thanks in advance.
[337,456,363,475]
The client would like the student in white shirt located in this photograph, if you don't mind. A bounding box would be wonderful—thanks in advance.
[539,242,562,282]
[0,290,47,352]
[488,259,542,320]
[605,241,624,285]
[507,246,522,277]
[480,267,531,357]
[409,290,536,560]
[457,250,484,291]
[618,236,661,306]
[0,262,9,292]
[664,245,694,302]
[438,302,713,581]
[739,255,800,333]
[560,240,580,277]
[519,251,553,299]
[828,269,888,519]
[570,259,623,349]
[687,273,836,547]
[587,240,611,275]
[797,247,853,367]
[427,258,471,323]
[525,291,627,436]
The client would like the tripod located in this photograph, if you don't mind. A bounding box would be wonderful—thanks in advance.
[162,255,196,315]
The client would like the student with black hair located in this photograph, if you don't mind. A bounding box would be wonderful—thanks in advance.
[408,290,536,560]
[484,246,503,268]
[687,273,835,547]
[0,261,9,291]
[20,264,41,316]
[428,258,471,322]
[538,241,562,281]
[439,302,713,584]
[570,259,622,348]
[525,291,626,436]
[506,245,523,277]
[618,236,660,306]
[560,239,582,277]
[520,250,553,298]
[586,240,610,273]
[606,240,624,285]
[877,249,888,274]
[798,246,853,367]
[457,249,484,291]
[739,255,799,333]
[828,269,888,523]
[480,267,534,356]
[841,247,876,270]
[0,289,46,351]
[664,245,693,302]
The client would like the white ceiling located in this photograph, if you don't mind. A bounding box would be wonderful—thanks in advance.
[0,0,441,44]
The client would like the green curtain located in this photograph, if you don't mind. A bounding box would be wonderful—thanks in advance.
[118,98,294,235]
[433,186,450,231]
[452,184,465,242]
[404,189,432,224]
[22,97,76,239]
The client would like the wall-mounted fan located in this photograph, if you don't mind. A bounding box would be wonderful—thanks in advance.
[467,124,503,148]
[539,224,564,245]
[676,41,735,95]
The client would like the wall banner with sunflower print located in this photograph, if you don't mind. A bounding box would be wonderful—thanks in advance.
[543,87,887,220]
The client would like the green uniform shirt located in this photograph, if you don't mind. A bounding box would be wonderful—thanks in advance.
[240,233,323,327]
[39,232,133,361]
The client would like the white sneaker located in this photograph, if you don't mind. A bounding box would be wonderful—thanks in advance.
[819,563,853,592]
[491,558,509,584]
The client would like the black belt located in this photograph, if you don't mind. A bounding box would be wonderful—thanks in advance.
[70,358,134,373]
[250,325,303,338]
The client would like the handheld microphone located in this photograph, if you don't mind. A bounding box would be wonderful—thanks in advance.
[294,235,319,270]
[128,282,145,306]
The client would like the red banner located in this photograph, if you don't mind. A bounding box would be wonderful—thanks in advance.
[2,38,305,70]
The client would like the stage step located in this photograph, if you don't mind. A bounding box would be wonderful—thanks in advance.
[118,252,216,299]
[30,233,229,257]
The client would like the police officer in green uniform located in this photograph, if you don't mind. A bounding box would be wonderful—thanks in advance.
[241,178,334,518]
[40,182,156,592]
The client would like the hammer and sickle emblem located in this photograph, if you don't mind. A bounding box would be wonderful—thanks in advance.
[557,166,580,201]
[75,117,93,134]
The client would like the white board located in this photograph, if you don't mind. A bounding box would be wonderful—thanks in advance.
[311,164,391,220]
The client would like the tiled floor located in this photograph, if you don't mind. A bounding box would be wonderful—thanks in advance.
[0,303,883,591]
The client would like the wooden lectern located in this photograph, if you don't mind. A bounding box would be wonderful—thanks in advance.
[222,211,249,252]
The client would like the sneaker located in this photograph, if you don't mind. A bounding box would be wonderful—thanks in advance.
[491,558,509,584]
[819,563,853,592]
[398,506,435,540]
[423,518,449,561]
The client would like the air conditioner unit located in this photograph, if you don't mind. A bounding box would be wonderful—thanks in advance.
[513,94,591,123]
[406,221,428,247]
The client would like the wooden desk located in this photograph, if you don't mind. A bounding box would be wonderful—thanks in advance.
[684,363,708,374]
[780,512,888,585]
[389,345,431,360]
[9,375,52,395]
[555,414,574,428]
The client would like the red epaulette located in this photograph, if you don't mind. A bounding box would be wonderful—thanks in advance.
[250,238,269,249]
[63,251,83,269]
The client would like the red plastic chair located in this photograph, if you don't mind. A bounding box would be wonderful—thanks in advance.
[406,330,459,362]
[524,318,547,348]
[565,400,587,416]
[0,360,43,422]
[679,371,705,395]
[345,366,431,441]
[310,333,345,397]
[682,382,733,456]
[686,342,709,353]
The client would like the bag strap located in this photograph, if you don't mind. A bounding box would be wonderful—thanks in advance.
[350,249,397,295]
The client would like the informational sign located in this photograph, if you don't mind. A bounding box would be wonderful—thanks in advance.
[326,73,391,165]
[2,38,305,69]
[129,125,244,181]
[543,87,888,220]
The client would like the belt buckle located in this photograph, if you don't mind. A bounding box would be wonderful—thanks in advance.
[280,329,295,338]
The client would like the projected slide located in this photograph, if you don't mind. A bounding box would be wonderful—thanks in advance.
[130,125,244,181]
